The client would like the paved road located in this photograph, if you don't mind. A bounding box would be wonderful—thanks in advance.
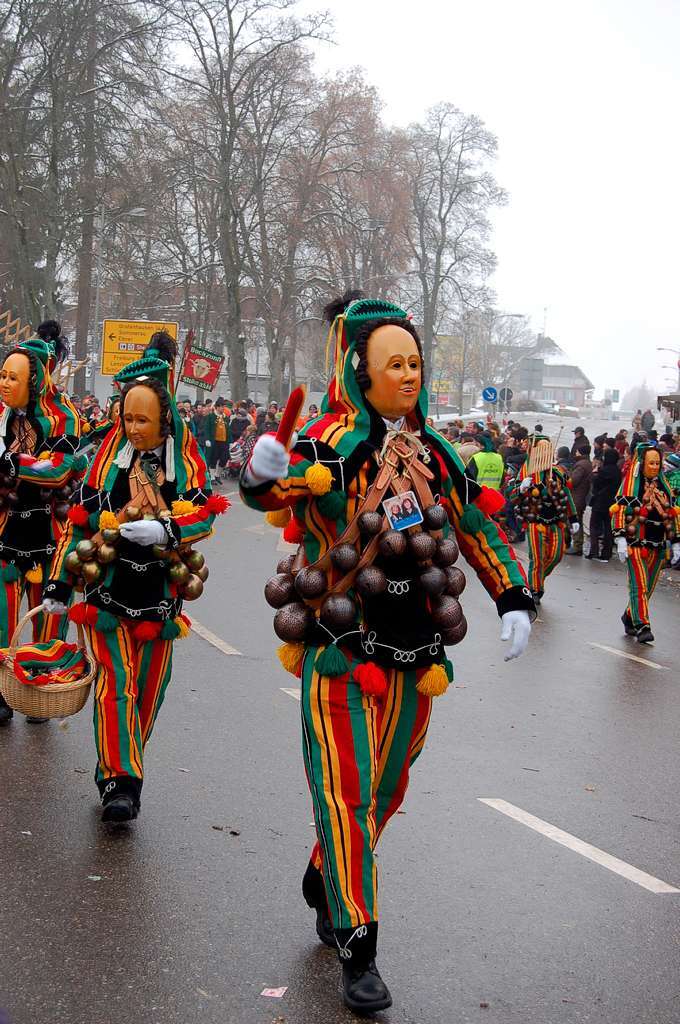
[1,493,679,1024]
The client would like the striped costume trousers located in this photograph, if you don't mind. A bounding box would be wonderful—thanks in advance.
[625,545,665,628]
[0,565,66,648]
[301,648,433,930]
[84,622,174,785]
[526,522,566,594]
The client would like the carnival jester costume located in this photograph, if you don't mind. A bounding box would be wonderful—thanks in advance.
[507,437,578,603]
[0,329,84,726]
[45,333,228,821]
[612,443,680,644]
[241,294,535,1015]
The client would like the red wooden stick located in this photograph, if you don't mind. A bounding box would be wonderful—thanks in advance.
[275,385,306,450]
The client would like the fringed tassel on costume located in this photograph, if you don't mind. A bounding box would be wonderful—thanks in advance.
[266,508,292,528]
[416,663,449,697]
[96,610,119,632]
[277,641,305,677]
[353,661,388,699]
[25,566,43,584]
[283,518,305,544]
[315,644,350,678]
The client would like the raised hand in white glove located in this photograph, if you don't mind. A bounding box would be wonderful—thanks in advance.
[500,609,531,661]
[42,598,67,615]
[119,519,167,547]
[570,521,580,536]
[519,476,534,493]
[616,536,628,562]
[671,542,680,566]
[247,434,290,483]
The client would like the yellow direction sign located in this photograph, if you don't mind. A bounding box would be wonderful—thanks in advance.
[101,319,179,376]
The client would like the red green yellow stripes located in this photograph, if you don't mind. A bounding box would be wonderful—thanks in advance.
[84,621,174,783]
[301,649,433,929]
[0,570,66,648]
[625,546,665,628]
[525,522,566,593]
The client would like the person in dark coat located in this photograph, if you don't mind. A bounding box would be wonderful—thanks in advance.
[571,425,590,456]
[566,445,592,555]
[588,448,622,561]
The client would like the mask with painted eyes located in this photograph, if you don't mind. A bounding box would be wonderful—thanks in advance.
[642,449,661,480]
[123,385,166,452]
[364,325,422,420]
[0,352,31,409]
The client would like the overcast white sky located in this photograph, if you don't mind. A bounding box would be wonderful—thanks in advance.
[300,0,680,399]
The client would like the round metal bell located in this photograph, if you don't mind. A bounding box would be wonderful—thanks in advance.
[358,511,383,537]
[125,505,142,521]
[441,616,468,645]
[97,543,117,565]
[152,544,169,559]
[264,572,296,608]
[295,567,328,599]
[54,502,69,522]
[101,528,120,544]
[185,549,205,572]
[355,566,388,596]
[169,562,191,586]
[76,539,97,562]
[197,564,209,582]
[423,504,447,531]
[320,593,356,629]
[444,565,467,597]
[39,488,52,502]
[6,491,19,507]
[378,529,407,559]
[81,560,102,585]
[65,551,82,576]
[273,601,313,642]
[182,574,204,601]
[409,531,437,561]
[434,537,459,566]
[330,543,360,573]
[418,565,447,596]
[431,595,463,629]
[277,554,296,575]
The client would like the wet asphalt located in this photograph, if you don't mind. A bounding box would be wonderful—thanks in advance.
[1,493,679,1024]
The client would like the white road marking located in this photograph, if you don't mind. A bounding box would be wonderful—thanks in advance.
[190,619,242,656]
[280,687,301,701]
[479,798,680,895]
[587,641,667,671]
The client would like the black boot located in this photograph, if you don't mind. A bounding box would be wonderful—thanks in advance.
[531,590,543,605]
[621,611,636,637]
[0,693,13,726]
[336,922,392,1015]
[99,776,141,823]
[302,861,334,947]
[636,625,654,644]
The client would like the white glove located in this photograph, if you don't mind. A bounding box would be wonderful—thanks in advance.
[29,460,54,473]
[204,440,212,448]
[247,434,290,483]
[671,542,680,566]
[42,598,67,615]
[500,610,531,661]
[570,522,580,536]
[119,520,168,547]
[519,476,533,493]
[616,536,628,562]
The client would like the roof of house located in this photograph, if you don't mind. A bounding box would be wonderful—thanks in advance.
[542,363,595,390]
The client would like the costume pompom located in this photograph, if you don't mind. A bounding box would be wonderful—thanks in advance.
[416,663,449,697]
[133,621,162,643]
[277,641,305,677]
[1,564,20,583]
[171,499,197,516]
[315,644,350,678]
[68,505,89,527]
[161,620,181,641]
[474,487,505,517]
[266,508,293,528]
[68,603,98,626]
[283,519,305,544]
[98,511,119,531]
[353,661,388,699]
[205,494,231,515]
[25,566,43,584]
[176,614,191,639]
[37,451,51,461]
[317,489,346,519]
[459,503,485,535]
[81,421,91,434]
[96,610,119,632]
[305,462,333,496]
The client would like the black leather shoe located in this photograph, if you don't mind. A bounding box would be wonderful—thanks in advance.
[636,625,654,644]
[302,861,335,947]
[342,960,392,1014]
[101,794,138,822]
[531,590,542,605]
[621,612,636,637]
[0,697,13,726]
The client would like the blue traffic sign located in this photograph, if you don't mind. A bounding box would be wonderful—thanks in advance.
[482,386,498,403]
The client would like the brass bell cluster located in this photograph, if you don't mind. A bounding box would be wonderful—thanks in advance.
[0,470,77,521]
[514,478,570,525]
[64,505,209,601]
[264,502,468,647]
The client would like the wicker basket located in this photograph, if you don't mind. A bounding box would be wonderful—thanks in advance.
[0,606,97,719]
